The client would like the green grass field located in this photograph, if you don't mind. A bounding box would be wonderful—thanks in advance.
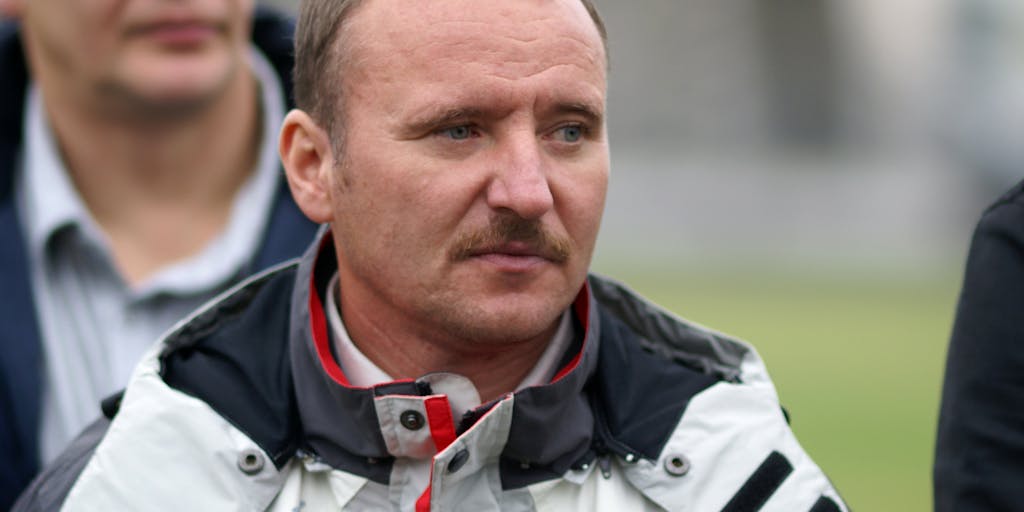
[592,263,961,511]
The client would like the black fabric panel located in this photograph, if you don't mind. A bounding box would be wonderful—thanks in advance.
[501,298,726,490]
[12,417,110,512]
[592,308,719,460]
[288,240,395,484]
[100,390,125,420]
[498,456,564,490]
[499,386,593,490]
[374,381,426,397]
[935,179,1024,512]
[720,451,793,512]
[808,495,841,512]
[499,305,597,490]
[162,269,302,469]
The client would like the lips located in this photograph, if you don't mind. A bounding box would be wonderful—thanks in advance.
[127,19,222,47]
[471,242,545,259]
[463,241,568,274]
[468,247,551,272]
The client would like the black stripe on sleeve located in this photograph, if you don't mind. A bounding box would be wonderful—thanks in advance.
[809,495,842,512]
[720,451,794,512]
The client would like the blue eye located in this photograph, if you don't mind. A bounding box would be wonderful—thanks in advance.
[558,125,584,143]
[442,125,473,140]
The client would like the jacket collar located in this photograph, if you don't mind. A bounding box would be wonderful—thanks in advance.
[158,230,751,494]
[288,229,601,487]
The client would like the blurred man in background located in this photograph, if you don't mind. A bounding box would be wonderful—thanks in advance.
[0,0,316,507]
[16,1,846,510]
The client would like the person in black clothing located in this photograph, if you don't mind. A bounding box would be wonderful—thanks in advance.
[935,179,1024,510]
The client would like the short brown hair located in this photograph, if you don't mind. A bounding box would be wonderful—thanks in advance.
[292,0,607,144]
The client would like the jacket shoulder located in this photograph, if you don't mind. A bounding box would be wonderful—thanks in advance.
[588,274,760,383]
[52,263,301,510]
[12,417,109,512]
[974,177,1024,238]
[160,260,302,467]
[16,262,300,509]
[627,379,845,510]
[588,275,847,510]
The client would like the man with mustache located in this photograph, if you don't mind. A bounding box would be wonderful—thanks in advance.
[16,0,846,510]
[0,0,316,507]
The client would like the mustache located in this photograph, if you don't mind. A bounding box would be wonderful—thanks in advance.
[450,215,572,263]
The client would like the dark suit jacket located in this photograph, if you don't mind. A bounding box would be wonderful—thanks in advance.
[935,179,1024,511]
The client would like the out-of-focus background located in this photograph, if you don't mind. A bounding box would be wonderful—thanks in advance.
[263,0,1024,509]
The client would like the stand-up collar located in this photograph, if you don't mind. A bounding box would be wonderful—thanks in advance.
[289,229,601,487]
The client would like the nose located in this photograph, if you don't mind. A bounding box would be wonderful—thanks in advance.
[485,134,554,220]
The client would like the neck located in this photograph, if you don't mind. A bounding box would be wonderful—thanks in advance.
[36,68,261,285]
[337,287,560,403]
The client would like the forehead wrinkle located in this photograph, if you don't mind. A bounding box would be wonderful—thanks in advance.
[346,1,606,81]
[393,7,604,67]
[410,35,604,84]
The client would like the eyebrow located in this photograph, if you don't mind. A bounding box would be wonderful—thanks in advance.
[403,107,487,136]
[547,101,604,126]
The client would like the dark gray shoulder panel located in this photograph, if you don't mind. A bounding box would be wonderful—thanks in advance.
[588,273,749,382]
[11,416,110,511]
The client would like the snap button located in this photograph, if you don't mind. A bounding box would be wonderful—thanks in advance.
[237,448,265,475]
[400,410,425,430]
[447,449,470,473]
[663,454,690,477]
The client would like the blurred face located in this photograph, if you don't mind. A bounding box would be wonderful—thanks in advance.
[323,0,609,345]
[17,0,254,116]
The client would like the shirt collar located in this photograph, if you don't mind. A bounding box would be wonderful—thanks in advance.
[324,272,395,387]
[17,85,93,259]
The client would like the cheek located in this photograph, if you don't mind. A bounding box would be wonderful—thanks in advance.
[235,0,256,13]
[328,162,427,252]
[27,15,100,77]
[556,167,608,239]
[226,0,256,39]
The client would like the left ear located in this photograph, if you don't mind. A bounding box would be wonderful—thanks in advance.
[279,109,336,224]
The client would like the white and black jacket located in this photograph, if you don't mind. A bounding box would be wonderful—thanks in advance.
[15,231,847,511]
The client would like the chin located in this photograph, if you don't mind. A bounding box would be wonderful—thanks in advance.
[447,299,568,346]
[111,54,239,114]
